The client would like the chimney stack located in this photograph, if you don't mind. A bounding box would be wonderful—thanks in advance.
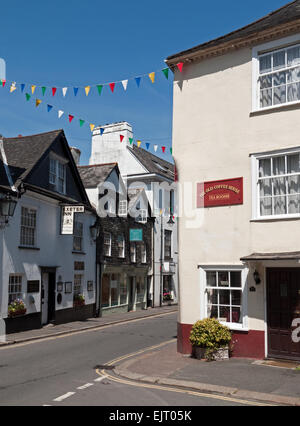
[70,147,81,166]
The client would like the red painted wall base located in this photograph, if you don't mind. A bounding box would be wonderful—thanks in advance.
[177,323,265,359]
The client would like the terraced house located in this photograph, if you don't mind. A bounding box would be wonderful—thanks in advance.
[167,0,300,360]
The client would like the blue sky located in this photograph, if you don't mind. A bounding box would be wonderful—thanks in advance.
[0,0,290,164]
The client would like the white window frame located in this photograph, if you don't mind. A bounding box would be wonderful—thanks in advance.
[103,232,112,257]
[252,34,300,112]
[20,206,37,247]
[141,242,147,264]
[8,274,23,305]
[130,242,136,263]
[199,265,248,332]
[73,220,84,252]
[135,209,147,224]
[74,274,83,296]
[49,154,67,194]
[118,200,128,217]
[251,146,300,220]
[117,235,125,258]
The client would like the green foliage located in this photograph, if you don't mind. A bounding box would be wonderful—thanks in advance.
[189,318,232,352]
[8,299,26,317]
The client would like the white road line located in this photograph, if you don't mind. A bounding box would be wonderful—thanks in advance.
[77,383,94,390]
[53,392,76,402]
[94,375,108,382]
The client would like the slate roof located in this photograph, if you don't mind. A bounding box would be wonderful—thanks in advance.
[166,0,300,63]
[2,130,62,187]
[129,145,174,181]
[78,163,118,188]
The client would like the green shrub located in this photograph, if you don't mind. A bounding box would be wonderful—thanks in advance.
[189,318,232,352]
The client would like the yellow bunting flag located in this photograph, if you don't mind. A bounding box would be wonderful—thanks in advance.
[137,140,142,148]
[36,99,42,107]
[10,82,17,93]
[90,124,95,132]
[148,72,155,84]
[85,86,91,96]
[31,85,36,94]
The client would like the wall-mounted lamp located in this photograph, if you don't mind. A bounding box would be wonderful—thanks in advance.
[89,220,101,242]
[253,270,261,285]
[0,194,17,227]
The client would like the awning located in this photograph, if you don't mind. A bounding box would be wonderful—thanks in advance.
[241,252,300,261]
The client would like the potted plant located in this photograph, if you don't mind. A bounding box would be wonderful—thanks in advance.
[73,293,85,308]
[189,318,232,361]
[163,291,172,302]
[8,299,27,318]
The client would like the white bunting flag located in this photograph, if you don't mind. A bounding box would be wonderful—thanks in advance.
[154,145,158,152]
[62,87,68,97]
[122,80,128,91]
[58,110,64,119]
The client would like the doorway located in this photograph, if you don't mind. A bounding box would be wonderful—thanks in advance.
[267,268,300,360]
[128,277,135,312]
[41,270,56,325]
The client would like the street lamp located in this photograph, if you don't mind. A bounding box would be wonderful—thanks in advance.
[89,219,101,242]
[0,195,17,224]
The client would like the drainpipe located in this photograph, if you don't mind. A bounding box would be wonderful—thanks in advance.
[160,213,163,307]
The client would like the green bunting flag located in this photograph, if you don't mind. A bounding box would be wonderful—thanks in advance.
[79,119,85,127]
[170,147,173,155]
[97,85,103,95]
[129,138,133,145]
[162,68,169,79]
[25,93,31,101]
[42,87,46,96]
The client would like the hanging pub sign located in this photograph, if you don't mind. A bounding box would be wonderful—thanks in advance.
[61,205,85,235]
[197,178,243,208]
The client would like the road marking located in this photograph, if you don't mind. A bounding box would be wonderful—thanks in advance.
[77,383,94,390]
[94,375,108,382]
[53,392,76,402]
[0,311,177,351]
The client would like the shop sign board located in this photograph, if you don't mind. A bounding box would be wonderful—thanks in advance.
[61,205,85,235]
[197,178,243,208]
[130,229,143,242]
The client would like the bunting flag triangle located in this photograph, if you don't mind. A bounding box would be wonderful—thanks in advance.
[162,146,166,153]
[1,80,6,87]
[52,87,57,96]
[41,86,46,96]
[97,85,103,95]
[25,93,31,101]
[120,135,124,143]
[58,110,64,118]
[79,119,85,127]
[109,83,115,93]
[20,84,25,92]
[10,82,17,93]
[85,86,91,96]
[177,62,184,72]
[162,68,169,79]
[69,114,74,123]
[137,140,142,148]
[62,87,68,97]
[129,138,133,145]
[148,72,155,84]
[73,87,79,96]
[170,147,173,155]
[31,85,36,94]
[146,143,150,150]
[35,99,42,108]
[90,123,95,132]
[135,77,141,88]
[122,80,128,91]
[47,104,53,112]
[154,145,158,152]
[100,128,105,136]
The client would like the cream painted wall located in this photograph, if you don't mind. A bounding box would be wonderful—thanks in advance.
[172,37,300,330]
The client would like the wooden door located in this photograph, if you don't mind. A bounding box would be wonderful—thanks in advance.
[267,268,300,360]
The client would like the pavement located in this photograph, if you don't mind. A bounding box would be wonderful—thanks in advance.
[113,340,300,406]
[0,305,178,346]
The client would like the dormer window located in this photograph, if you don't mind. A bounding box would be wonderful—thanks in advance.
[135,209,147,224]
[49,155,67,194]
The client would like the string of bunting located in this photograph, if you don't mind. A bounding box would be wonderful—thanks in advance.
[2,84,173,156]
[0,63,184,98]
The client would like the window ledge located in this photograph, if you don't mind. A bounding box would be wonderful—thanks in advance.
[18,246,40,251]
[250,101,300,117]
[251,216,300,223]
[72,251,86,255]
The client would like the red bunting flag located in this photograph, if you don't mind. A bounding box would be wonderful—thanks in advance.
[162,147,166,153]
[52,87,57,96]
[68,115,74,123]
[109,83,115,93]
[120,135,124,143]
[177,62,184,72]
[2,80,6,87]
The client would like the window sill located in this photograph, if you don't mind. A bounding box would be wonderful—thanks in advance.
[18,246,40,251]
[250,100,300,116]
[251,215,300,222]
[72,251,86,255]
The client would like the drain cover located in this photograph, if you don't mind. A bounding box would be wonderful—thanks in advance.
[94,365,115,370]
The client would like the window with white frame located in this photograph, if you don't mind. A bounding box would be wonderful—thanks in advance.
[130,242,136,263]
[206,270,243,325]
[254,149,300,218]
[73,221,83,252]
[20,207,37,247]
[141,242,147,263]
[49,157,66,194]
[258,43,300,109]
[74,274,83,296]
[118,200,127,216]
[164,230,172,259]
[8,275,23,305]
[103,232,111,256]
[135,209,147,224]
[117,235,125,258]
